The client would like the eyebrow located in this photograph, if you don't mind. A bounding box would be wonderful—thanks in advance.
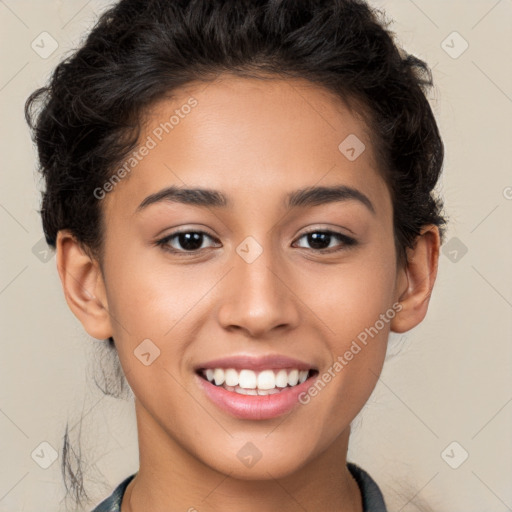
[136,184,375,214]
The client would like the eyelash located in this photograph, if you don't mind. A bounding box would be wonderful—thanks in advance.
[155,228,357,256]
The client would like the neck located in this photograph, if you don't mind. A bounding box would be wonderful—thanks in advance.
[122,399,362,512]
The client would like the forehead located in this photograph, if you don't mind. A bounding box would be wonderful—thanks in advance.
[103,74,389,218]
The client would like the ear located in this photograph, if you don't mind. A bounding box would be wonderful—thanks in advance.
[55,230,113,340]
[390,225,441,333]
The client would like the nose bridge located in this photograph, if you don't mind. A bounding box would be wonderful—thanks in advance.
[216,235,300,336]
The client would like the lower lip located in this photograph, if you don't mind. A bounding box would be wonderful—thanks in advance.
[195,372,318,420]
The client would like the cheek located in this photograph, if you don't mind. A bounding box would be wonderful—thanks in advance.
[302,244,397,403]
[306,251,397,339]
[102,238,188,336]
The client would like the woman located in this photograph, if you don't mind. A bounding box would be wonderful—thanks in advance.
[25,0,445,510]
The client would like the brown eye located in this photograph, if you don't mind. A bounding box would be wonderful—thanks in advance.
[156,230,220,254]
[294,230,357,252]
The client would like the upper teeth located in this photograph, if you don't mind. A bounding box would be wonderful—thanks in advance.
[203,368,309,389]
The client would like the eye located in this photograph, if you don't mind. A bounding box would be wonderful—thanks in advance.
[293,229,357,252]
[155,228,357,256]
[155,230,220,254]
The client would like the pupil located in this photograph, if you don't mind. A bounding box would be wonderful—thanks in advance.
[308,232,330,250]
[179,232,203,251]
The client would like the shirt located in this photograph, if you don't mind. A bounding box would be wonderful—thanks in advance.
[91,461,388,511]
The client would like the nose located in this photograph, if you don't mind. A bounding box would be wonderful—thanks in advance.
[216,244,301,338]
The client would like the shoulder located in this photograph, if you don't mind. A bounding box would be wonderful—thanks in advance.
[347,461,388,512]
[90,474,136,512]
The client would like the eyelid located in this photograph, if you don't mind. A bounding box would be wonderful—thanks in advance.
[297,226,354,238]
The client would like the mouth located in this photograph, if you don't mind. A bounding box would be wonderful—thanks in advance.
[195,367,319,396]
[193,354,320,419]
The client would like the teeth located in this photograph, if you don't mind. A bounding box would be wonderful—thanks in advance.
[201,368,312,391]
[275,369,289,387]
[239,369,257,389]
[257,369,275,390]
[225,368,239,387]
[288,369,299,386]
[213,368,225,386]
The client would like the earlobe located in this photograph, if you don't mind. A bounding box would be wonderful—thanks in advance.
[390,225,441,333]
[56,230,113,341]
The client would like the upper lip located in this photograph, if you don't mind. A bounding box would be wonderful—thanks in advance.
[195,354,317,372]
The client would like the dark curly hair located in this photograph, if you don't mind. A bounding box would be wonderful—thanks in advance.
[25,0,445,508]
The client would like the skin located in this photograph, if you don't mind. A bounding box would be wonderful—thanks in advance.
[56,74,440,512]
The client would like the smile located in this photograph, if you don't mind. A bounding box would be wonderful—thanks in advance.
[198,368,315,395]
[195,367,319,420]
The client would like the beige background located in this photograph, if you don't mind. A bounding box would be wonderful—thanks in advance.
[1,0,511,510]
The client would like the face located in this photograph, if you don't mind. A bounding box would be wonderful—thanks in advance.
[95,74,405,478]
